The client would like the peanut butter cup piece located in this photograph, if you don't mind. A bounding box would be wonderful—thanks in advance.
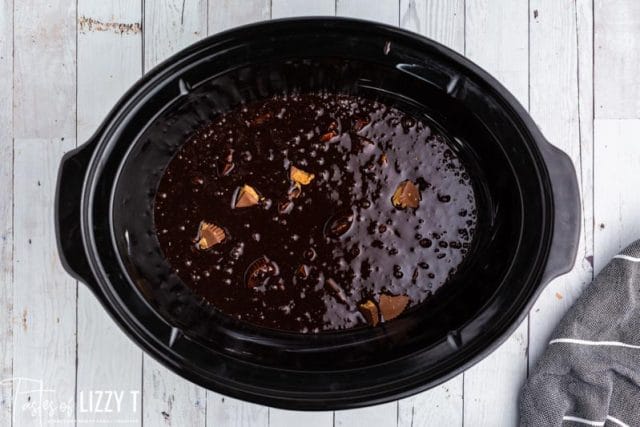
[290,166,315,186]
[359,300,380,326]
[246,256,278,288]
[379,294,410,321]
[234,184,261,208]
[391,180,421,209]
[195,221,226,250]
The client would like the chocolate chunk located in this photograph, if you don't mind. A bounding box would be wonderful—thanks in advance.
[234,184,261,208]
[195,221,226,250]
[320,130,338,142]
[358,300,379,326]
[251,112,271,126]
[325,209,354,238]
[379,294,410,321]
[392,180,421,209]
[295,264,309,280]
[411,268,419,284]
[290,165,315,185]
[278,199,293,214]
[220,162,235,176]
[245,256,278,288]
[325,278,347,303]
[353,117,369,132]
[287,182,302,199]
[378,153,388,166]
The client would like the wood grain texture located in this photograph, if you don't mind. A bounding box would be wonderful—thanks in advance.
[0,0,12,424]
[144,0,207,72]
[335,403,398,427]
[397,1,464,424]
[594,120,640,271]
[594,1,640,119]
[463,1,529,425]
[142,1,208,425]
[143,357,206,427]
[270,409,334,427]
[207,394,269,427]
[398,378,463,427]
[337,0,399,26]
[528,0,594,371]
[208,0,270,31]
[76,1,143,425]
[400,0,464,52]
[13,0,76,139]
[13,139,76,426]
[272,0,335,17]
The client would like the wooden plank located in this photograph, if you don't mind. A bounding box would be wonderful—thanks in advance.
[400,0,464,52]
[335,404,398,427]
[272,0,335,17]
[397,1,464,425]
[208,0,270,32]
[13,0,76,139]
[269,410,333,427]
[207,394,269,427]
[205,3,272,425]
[528,0,594,372]
[76,1,143,425]
[594,1,640,119]
[143,357,206,426]
[13,139,76,426]
[143,0,207,72]
[575,0,594,281]
[13,0,77,425]
[594,120,640,271]
[142,1,208,425]
[336,0,399,26]
[0,0,12,423]
[463,1,529,425]
[398,378,463,427]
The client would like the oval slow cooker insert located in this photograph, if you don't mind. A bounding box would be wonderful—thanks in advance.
[55,18,580,410]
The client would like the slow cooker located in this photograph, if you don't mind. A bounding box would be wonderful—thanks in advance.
[55,18,580,410]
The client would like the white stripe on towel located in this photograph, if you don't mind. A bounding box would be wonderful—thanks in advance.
[613,254,640,262]
[549,338,640,349]
[607,415,630,427]
[562,415,629,427]
[562,415,604,426]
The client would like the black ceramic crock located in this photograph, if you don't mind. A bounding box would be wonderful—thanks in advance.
[55,18,580,410]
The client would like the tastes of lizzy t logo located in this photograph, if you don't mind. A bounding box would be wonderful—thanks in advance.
[0,377,139,426]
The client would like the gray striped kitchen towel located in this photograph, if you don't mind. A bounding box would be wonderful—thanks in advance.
[520,239,640,427]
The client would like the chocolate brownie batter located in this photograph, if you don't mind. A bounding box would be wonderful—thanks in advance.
[154,93,477,332]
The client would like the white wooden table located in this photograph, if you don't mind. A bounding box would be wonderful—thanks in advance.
[1,0,636,425]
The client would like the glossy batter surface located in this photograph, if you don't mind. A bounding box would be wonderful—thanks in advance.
[154,93,477,332]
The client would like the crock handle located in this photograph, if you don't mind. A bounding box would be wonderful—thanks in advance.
[55,137,99,288]
[538,140,581,285]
